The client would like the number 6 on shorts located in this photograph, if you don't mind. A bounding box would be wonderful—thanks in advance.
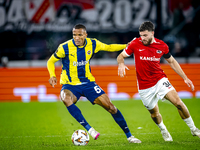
[94,86,101,93]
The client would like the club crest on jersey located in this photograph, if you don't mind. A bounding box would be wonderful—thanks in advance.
[87,50,91,55]
[156,50,162,54]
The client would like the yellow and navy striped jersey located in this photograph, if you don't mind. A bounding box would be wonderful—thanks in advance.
[47,38,126,85]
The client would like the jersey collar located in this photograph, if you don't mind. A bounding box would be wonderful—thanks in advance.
[72,39,87,48]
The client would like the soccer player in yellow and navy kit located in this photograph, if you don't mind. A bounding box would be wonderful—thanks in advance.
[47,24,141,143]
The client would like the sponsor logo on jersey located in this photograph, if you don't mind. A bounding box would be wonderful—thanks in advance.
[73,60,89,66]
[139,49,145,51]
[140,56,160,61]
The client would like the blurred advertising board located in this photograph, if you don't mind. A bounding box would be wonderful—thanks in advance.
[0,64,200,102]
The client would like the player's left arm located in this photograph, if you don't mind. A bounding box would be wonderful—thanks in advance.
[94,39,127,53]
[165,55,195,91]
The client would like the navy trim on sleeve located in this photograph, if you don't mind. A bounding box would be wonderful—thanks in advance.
[54,53,60,59]
[163,52,171,59]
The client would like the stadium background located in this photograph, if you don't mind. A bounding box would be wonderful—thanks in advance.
[0,0,200,102]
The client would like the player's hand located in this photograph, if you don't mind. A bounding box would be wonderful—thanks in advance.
[126,42,131,47]
[184,78,195,91]
[118,63,129,77]
[127,38,136,47]
[49,76,57,88]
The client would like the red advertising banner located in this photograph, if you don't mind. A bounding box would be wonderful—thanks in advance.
[0,64,200,102]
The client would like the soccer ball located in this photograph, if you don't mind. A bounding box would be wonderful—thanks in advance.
[71,129,89,146]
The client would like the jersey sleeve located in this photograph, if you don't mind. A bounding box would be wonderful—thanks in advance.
[124,38,136,56]
[164,44,169,54]
[94,39,126,53]
[162,43,171,59]
[54,45,65,59]
[47,55,59,78]
[47,44,65,78]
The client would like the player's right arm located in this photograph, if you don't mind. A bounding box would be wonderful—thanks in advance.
[117,51,129,77]
[47,45,65,87]
[117,39,135,77]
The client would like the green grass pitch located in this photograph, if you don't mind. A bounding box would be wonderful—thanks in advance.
[0,99,200,150]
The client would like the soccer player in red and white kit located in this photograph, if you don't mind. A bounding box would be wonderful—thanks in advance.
[117,21,200,141]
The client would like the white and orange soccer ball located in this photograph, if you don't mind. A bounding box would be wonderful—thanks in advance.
[71,130,89,146]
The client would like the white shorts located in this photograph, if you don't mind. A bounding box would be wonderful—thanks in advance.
[139,77,175,110]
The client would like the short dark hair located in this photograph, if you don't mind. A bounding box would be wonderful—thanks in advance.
[73,24,86,31]
[139,21,155,32]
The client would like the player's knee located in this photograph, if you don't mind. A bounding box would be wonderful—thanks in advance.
[175,101,184,110]
[60,90,74,106]
[151,112,160,118]
[61,94,70,102]
[62,96,73,107]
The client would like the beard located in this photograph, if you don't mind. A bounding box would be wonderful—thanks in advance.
[142,38,152,46]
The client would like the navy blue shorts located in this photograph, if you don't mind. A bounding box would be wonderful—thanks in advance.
[61,82,105,104]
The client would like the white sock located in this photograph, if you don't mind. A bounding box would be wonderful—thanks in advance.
[183,116,196,131]
[157,121,167,131]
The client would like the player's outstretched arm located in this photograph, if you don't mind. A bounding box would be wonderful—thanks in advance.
[117,51,129,77]
[94,39,127,53]
[165,56,195,91]
[101,44,127,52]
[47,55,59,88]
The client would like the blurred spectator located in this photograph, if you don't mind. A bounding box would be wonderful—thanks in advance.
[172,3,185,28]
[172,41,189,57]
[1,56,8,68]
[171,1,197,57]
[191,0,200,48]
